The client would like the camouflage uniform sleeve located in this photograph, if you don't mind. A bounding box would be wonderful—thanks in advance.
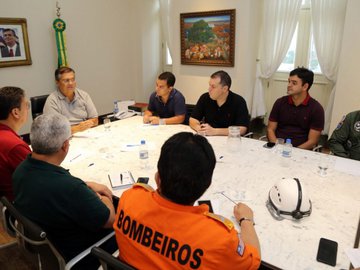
[328,114,352,158]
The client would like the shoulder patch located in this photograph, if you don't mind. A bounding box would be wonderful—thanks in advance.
[336,115,346,130]
[133,183,154,192]
[354,121,360,132]
[205,212,234,231]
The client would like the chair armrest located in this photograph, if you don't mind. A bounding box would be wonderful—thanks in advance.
[259,135,268,141]
[243,132,254,138]
[312,145,323,152]
[64,231,115,270]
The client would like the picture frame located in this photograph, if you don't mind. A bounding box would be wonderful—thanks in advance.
[0,18,32,68]
[180,9,235,67]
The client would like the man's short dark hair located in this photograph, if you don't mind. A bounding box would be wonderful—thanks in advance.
[0,86,25,120]
[55,66,75,81]
[3,28,17,38]
[157,132,216,205]
[290,67,314,91]
[158,72,176,87]
[211,70,232,89]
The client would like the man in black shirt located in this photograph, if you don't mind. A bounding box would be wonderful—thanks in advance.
[190,70,249,136]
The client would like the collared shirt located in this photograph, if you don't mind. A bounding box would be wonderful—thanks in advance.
[147,88,186,118]
[191,91,249,128]
[43,88,98,125]
[0,123,31,201]
[269,94,324,147]
[13,155,111,261]
[114,184,260,270]
[328,110,360,160]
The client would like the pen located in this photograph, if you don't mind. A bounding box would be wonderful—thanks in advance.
[219,156,224,160]
[126,144,140,147]
[120,173,123,184]
[70,154,81,162]
[88,163,94,167]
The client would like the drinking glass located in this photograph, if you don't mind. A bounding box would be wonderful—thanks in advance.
[318,154,330,177]
[104,118,111,131]
[227,126,241,152]
[275,138,285,154]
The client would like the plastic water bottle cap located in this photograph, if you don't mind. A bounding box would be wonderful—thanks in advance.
[286,139,292,144]
[141,140,146,145]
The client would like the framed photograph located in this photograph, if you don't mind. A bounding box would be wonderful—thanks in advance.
[180,9,235,67]
[0,18,32,68]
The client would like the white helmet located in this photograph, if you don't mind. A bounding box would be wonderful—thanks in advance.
[266,178,312,220]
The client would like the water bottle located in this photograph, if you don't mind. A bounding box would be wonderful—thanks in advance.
[282,139,293,158]
[113,100,119,115]
[139,140,149,169]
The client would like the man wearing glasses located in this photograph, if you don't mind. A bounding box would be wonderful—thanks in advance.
[44,66,98,133]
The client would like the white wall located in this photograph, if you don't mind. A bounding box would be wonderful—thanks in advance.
[169,0,261,107]
[0,0,161,134]
[329,0,360,133]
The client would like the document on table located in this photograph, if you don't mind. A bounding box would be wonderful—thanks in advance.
[345,248,360,268]
[334,157,360,176]
[108,171,135,189]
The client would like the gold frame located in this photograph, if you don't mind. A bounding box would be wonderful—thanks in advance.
[180,9,235,67]
[0,18,32,68]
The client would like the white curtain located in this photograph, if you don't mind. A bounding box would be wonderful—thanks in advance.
[251,0,302,118]
[311,0,347,134]
[159,0,173,59]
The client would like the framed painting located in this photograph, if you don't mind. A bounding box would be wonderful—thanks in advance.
[180,9,235,67]
[0,18,32,68]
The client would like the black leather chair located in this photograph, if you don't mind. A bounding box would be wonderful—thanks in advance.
[184,104,196,125]
[91,246,136,270]
[30,94,49,120]
[0,196,115,270]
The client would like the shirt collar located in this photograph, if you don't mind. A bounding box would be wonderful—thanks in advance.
[156,88,176,104]
[0,123,20,138]
[287,93,311,106]
[56,88,78,101]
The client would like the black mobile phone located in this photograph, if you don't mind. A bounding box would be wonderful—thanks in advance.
[198,200,214,213]
[316,238,338,266]
[137,177,149,184]
[263,142,276,149]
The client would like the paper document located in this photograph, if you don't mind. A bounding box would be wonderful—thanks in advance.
[108,171,135,189]
[334,157,360,176]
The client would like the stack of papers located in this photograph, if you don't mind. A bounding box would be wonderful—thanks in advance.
[108,171,135,189]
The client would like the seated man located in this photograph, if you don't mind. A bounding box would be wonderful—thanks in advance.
[0,86,31,201]
[328,110,360,160]
[114,132,261,269]
[13,113,116,269]
[43,66,98,134]
[143,72,186,125]
[267,67,324,149]
[189,70,249,136]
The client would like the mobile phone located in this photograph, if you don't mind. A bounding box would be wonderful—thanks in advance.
[263,142,276,148]
[316,238,338,266]
[137,177,149,184]
[198,200,214,213]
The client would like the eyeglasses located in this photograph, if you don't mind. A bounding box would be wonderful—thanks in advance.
[60,78,76,84]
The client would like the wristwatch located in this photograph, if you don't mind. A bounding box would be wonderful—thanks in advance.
[239,217,255,226]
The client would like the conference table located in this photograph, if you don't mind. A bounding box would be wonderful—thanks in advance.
[62,116,360,270]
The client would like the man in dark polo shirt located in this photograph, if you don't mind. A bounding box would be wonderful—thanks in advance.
[143,72,186,125]
[267,67,324,149]
[190,70,249,136]
[13,113,117,269]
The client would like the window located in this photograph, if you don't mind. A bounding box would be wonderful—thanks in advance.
[278,0,322,74]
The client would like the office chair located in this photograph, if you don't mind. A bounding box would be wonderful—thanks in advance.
[184,104,196,125]
[30,94,49,120]
[0,196,115,270]
[91,246,136,270]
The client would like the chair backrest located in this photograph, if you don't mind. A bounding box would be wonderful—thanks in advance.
[0,196,66,270]
[184,104,196,125]
[91,246,136,270]
[30,94,49,120]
